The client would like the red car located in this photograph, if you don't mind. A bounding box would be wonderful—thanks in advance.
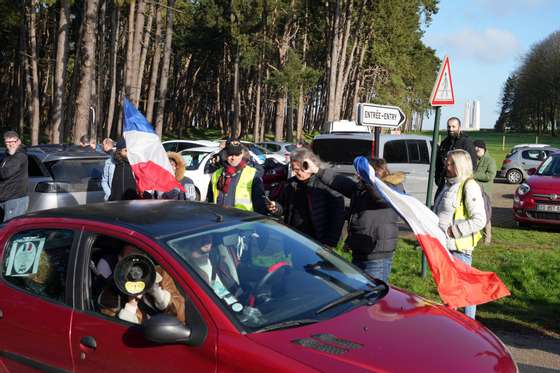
[513,151,560,227]
[0,201,516,372]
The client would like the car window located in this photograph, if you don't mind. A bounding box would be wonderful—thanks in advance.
[177,143,197,152]
[537,155,560,176]
[269,144,281,152]
[313,139,372,164]
[181,152,208,170]
[522,150,542,161]
[408,140,429,164]
[163,143,177,152]
[285,145,296,152]
[87,235,187,326]
[28,155,45,177]
[45,158,105,181]
[2,229,74,303]
[166,220,381,332]
[383,140,408,163]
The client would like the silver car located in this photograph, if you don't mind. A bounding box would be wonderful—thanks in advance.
[22,146,108,211]
[499,145,559,184]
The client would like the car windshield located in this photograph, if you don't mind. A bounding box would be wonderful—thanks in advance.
[285,144,296,152]
[45,158,105,181]
[313,138,372,164]
[181,151,211,170]
[165,220,385,332]
[536,155,560,176]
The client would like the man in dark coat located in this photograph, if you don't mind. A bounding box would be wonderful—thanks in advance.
[267,148,345,248]
[435,117,477,197]
[109,138,138,201]
[0,131,29,221]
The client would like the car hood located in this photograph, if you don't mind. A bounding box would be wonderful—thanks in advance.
[247,288,516,373]
[527,175,560,192]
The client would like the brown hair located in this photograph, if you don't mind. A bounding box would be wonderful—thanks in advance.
[369,158,391,178]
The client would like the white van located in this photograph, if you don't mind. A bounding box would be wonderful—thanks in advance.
[312,132,435,203]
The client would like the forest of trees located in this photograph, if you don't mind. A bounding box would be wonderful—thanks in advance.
[0,0,441,145]
[495,30,560,135]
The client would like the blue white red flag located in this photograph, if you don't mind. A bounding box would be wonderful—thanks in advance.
[123,98,184,194]
[353,156,510,308]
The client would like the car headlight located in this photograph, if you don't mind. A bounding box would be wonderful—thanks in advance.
[517,183,531,196]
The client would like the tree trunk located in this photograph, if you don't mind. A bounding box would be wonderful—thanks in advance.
[232,46,241,138]
[124,0,136,96]
[28,0,41,145]
[155,0,175,137]
[131,0,145,105]
[135,2,153,105]
[274,94,286,141]
[326,0,340,122]
[106,2,120,138]
[146,3,162,123]
[73,0,99,143]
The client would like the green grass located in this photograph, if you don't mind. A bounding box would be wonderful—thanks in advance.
[365,227,560,337]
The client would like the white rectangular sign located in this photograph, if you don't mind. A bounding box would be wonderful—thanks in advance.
[357,103,406,128]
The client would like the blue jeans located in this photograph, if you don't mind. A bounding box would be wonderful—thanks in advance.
[451,251,477,320]
[1,196,29,222]
[353,255,394,283]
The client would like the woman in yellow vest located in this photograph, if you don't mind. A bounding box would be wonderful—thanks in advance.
[207,138,266,214]
[433,149,487,320]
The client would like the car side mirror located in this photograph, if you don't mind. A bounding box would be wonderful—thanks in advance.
[527,168,536,176]
[142,314,192,345]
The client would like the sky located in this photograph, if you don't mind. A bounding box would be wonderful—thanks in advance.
[421,0,560,130]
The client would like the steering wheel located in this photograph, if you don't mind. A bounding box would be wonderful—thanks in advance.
[251,261,291,305]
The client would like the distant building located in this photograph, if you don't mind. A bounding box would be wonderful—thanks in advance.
[463,100,480,131]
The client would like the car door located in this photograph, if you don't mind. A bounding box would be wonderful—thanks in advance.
[382,139,432,202]
[0,225,78,372]
[520,149,543,170]
[69,228,218,373]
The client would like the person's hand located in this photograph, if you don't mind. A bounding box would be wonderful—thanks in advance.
[266,200,278,213]
[447,226,455,238]
[303,158,319,174]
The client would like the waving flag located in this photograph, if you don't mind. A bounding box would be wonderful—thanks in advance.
[123,98,184,194]
[353,156,509,308]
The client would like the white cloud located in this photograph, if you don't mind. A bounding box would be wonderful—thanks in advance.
[430,28,522,64]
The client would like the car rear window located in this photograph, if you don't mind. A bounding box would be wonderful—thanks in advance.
[182,152,209,170]
[45,158,105,181]
[313,139,372,164]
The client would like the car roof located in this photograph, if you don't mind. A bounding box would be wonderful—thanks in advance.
[22,200,262,240]
[163,139,219,146]
[180,146,219,153]
[313,133,431,141]
[26,148,108,162]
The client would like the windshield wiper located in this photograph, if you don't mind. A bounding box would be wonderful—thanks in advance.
[315,284,387,315]
[254,319,319,333]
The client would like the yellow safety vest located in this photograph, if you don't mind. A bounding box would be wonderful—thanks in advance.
[211,166,256,211]
[453,179,482,252]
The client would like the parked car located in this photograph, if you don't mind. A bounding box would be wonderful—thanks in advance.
[0,147,108,213]
[0,201,517,372]
[513,151,560,227]
[257,141,296,158]
[162,139,219,153]
[499,145,559,184]
[248,143,287,164]
[312,133,435,203]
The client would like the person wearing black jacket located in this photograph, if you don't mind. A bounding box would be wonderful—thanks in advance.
[109,138,138,201]
[267,148,345,248]
[435,117,477,198]
[0,131,29,221]
[315,158,405,282]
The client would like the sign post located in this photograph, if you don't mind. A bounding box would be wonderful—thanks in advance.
[357,103,406,157]
[422,55,455,278]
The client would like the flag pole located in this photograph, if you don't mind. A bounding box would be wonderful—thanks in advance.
[422,106,441,277]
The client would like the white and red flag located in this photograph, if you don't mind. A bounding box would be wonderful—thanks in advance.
[353,156,510,308]
[123,98,184,194]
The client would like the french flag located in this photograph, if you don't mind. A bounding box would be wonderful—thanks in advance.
[123,98,184,194]
[353,156,510,308]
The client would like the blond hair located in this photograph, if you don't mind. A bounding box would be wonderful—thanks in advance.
[447,149,473,182]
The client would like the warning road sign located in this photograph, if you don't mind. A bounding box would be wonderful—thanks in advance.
[430,56,455,106]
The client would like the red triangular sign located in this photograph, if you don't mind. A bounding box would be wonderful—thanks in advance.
[430,56,455,106]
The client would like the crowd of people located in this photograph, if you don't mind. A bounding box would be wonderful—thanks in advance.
[1,116,495,319]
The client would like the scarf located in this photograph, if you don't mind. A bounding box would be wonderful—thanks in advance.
[217,160,246,193]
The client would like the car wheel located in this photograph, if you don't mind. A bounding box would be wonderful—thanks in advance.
[506,169,523,184]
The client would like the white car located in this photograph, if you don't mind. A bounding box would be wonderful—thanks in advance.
[243,142,287,164]
[162,139,219,153]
